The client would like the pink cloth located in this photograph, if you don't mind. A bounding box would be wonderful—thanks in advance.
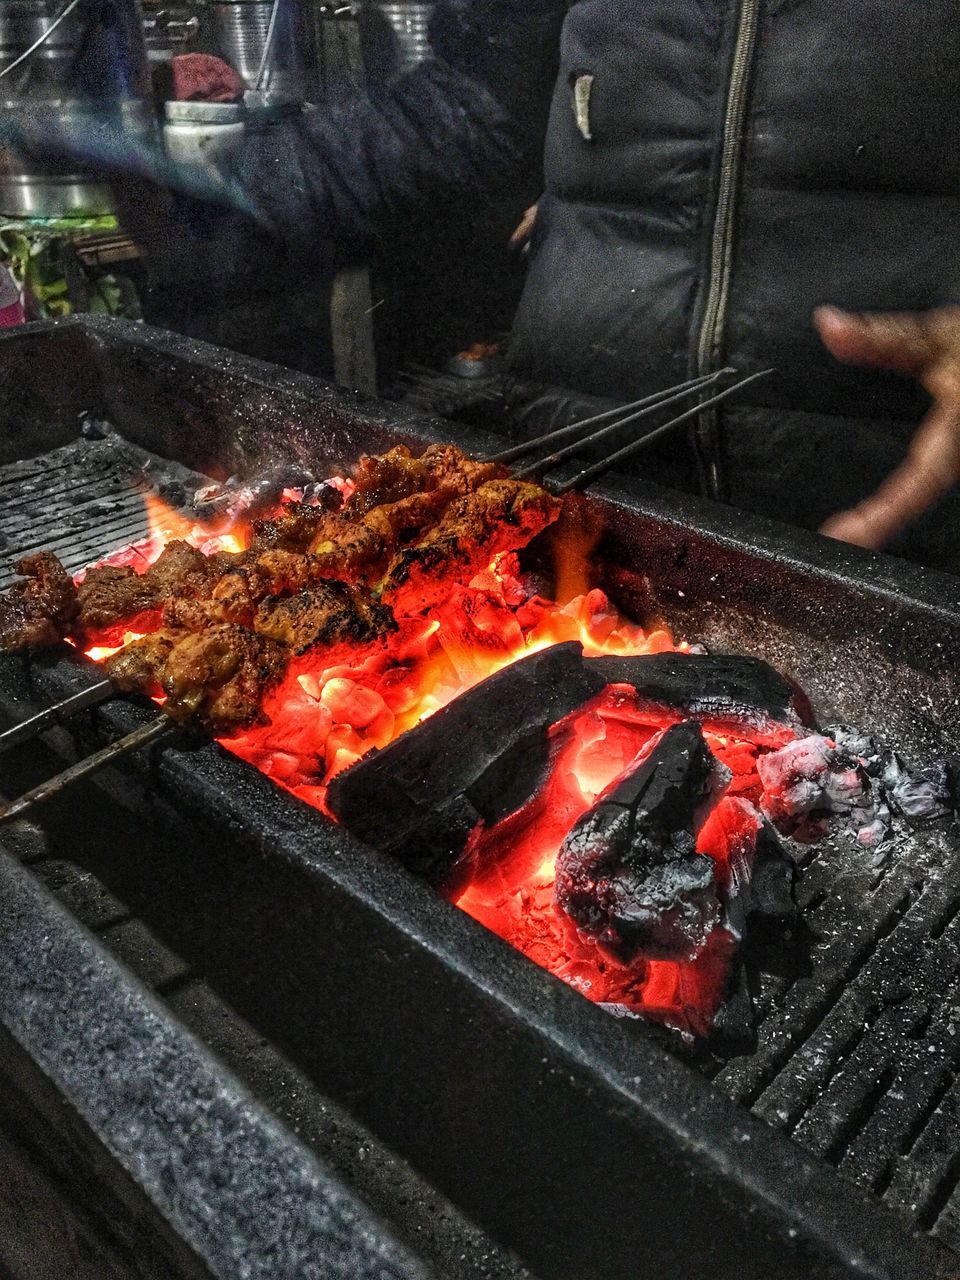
[170,53,245,104]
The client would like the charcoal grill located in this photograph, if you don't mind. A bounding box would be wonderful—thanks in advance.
[1,316,959,1280]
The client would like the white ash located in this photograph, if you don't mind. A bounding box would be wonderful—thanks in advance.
[756,726,956,852]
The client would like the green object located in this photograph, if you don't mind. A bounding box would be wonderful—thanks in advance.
[0,214,136,321]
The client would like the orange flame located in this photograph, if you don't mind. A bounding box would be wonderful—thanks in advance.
[73,477,788,1038]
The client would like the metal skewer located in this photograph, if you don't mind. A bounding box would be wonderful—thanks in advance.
[511,368,737,480]
[0,713,174,825]
[488,369,736,466]
[0,679,116,755]
[553,368,774,494]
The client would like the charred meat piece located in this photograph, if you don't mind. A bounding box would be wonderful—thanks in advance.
[418,443,500,496]
[345,445,436,516]
[254,581,396,654]
[253,444,499,568]
[554,721,730,964]
[309,488,454,581]
[107,621,288,733]
[160,623,288,732]
[345,443,499,518]
[144,540,214,596]
[0,552,79,651]
[250,503,334,554]
[381,479,561,611]
[77,540,215,640]
[104,630,178,696]
[165,549,318,630]
[76,564,160,637]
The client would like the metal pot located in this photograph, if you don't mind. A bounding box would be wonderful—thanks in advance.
[210,0,316,101]
[163,98,244,170]
[0,0,154,217]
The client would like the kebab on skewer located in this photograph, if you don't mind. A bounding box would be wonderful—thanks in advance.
[0,448,562,736]
[0,369,769,820]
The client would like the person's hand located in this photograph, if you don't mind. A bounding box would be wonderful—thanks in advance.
[509,203,538,255]
[814,305,960,548]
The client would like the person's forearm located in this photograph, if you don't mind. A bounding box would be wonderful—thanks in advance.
[236,0,565,253]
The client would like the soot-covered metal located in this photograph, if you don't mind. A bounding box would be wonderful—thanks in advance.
[0,318,959,1280]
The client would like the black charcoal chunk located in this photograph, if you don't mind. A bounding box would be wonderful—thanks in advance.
[747,824,798,925]
[327,641,604,886]
[466,727,554,827]
[587,652,808,733]
[722,814,798,944]
[554,722,729,963]
[710,960,757,1056]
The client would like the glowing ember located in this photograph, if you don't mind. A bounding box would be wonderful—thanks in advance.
[452,688,779,1037]
[75,479,791,1040]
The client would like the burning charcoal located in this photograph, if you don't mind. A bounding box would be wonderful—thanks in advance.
[587,652,809,740]
[327,642,604,886]
[702,796,797,941]
[190,465,319,523]
[554,722,731,964]
[828,725,884,776]
[756,733,885,845]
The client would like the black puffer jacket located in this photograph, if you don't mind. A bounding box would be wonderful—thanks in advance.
[509,0,960,568]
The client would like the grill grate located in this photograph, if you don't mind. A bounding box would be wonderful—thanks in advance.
[1,430,959,1261]
[0,434,207,588]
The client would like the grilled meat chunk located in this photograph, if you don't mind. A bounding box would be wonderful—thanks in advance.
[418,443,500,496]
[77,540,215,641]
[252,445,501,570]
[254,581,396,654]
[381,479,561,610]
[161,623,288,732]
[346,445,435,516]
[165,549,341,632]
[308,488,453,581]
[109,623,288,733]
[0,552,78,651]
[250,504,335,554]
[76,564,159,636]
[144,540,213,595]
[104,630,178,696]
[345,443,498,517]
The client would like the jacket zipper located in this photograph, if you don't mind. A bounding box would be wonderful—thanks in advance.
[695,0,762,500]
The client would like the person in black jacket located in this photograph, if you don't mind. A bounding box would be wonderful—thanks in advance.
[505,0,960,569]
[11,0,960,568]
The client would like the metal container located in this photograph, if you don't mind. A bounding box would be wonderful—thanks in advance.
[211,0,315,101]
[163,99,245,169]
[0,0,154,217]
[0,97,156,217]
[141,6,199,64]
[0,0,89,95]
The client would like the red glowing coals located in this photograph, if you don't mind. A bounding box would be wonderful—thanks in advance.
[453,687,777,1038]
[77,484,793,1039]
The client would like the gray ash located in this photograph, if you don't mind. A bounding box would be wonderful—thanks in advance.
[756,726,957,853]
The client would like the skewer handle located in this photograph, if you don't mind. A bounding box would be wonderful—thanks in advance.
[554,368,774,494]
[0,679,116,756]
[0,713,174,825]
